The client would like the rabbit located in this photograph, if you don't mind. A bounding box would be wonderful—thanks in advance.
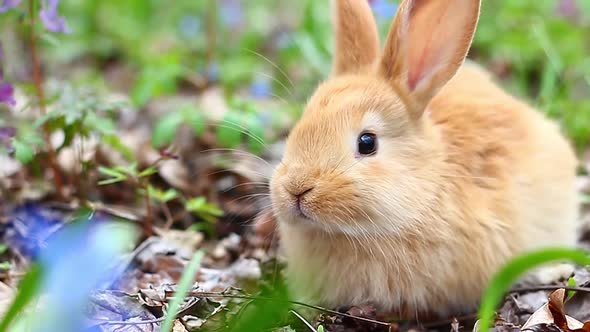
[268,0,579,319]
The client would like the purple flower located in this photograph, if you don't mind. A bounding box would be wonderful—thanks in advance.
[0,0,21,13]
[39,0,71,33]
[0,81,15,106]
[0,126,16,151]
[556,0,579,19]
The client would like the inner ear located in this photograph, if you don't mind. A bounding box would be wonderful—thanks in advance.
[331,0,381,76]
[380,0,481,115]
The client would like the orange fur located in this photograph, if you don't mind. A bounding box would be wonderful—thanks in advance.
[269,0,579,318]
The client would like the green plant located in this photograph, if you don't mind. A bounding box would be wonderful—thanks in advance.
[185,196,223,223]
[161,250,205,332]
[98,161,159,235]
[477,248,590,332]
[152,97,269,154]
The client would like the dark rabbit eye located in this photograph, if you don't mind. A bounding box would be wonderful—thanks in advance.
[357,133,377,156]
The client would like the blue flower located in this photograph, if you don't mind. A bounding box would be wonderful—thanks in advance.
[220,0,243,28]
[0,0,21,13]
[370,0,398,22]
[39,0,71,33]
[178,15,201,39]
[249,76,272,99]
[7,206,136,331]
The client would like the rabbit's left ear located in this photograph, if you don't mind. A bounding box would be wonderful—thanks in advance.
[380,0,481,117]
[331,0,380,76]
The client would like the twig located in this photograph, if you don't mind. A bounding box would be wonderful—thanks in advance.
[28,0,64,200]
[142,183,154,237]
[91,317,165,327]
[510,285,590,294]
[177,291,393,329]
[290,310,318,332]
[420,313,478,329]
[161,202,175,229]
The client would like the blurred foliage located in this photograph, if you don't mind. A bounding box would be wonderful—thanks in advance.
[3,0,588,148]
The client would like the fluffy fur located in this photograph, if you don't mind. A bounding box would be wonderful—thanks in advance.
[269,0,579,318]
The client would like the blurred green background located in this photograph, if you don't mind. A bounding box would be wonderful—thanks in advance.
[3,0,590,149]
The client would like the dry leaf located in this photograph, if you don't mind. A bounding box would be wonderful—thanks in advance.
[521,289,590,332]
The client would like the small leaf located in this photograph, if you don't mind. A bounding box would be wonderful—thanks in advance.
[86,113,116,135]
[98,166,126,179]
[137,166,157,178]
[161,189,179,202]
[0,262,11,270]
[566,276,576,300]
[102,134,134,161]
[185,196,206,212]
[97,166,128,185]
[39,32,60,47]
[13,139,34,164]
[152,111,183,147]
[243,113,265,154]
[216,111,243,148]
[203,203,224,217]
[147,186,178,203]
[181,105,206,136]
[97,178,126,185]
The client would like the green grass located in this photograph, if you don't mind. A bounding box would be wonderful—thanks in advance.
[161,250,205,332]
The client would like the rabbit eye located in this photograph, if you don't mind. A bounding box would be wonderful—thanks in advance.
[357,132,377,156]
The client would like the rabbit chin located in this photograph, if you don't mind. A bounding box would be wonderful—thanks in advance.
[278,209,404,238]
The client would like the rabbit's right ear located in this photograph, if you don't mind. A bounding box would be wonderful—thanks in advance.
[331,0,380,76]
[380,0,481,118]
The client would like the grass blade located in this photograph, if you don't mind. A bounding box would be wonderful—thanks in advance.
[160,250,204,332]
[0,264,43,332]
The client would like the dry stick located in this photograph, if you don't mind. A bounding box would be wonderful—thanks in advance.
[510,285,590,294]
[28,0,64,200]
[161,202,175,229]
[420,313,478,329]
[142,183,153,237]
[92,317,165,327]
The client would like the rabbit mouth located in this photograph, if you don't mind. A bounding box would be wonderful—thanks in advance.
[289,199,314,221]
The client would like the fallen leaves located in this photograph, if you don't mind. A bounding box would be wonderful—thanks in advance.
[521,289,590,332]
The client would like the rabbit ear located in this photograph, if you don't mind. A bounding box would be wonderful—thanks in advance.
[331,0,380,75]
[380,0,480,117]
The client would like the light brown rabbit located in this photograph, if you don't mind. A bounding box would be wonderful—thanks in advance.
[268,0,579,318]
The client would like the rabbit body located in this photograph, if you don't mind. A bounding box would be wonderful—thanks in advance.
[269,0,578,317]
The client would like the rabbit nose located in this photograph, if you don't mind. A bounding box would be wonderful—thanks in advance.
[292,187,314,200]
[284,186,314,216]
